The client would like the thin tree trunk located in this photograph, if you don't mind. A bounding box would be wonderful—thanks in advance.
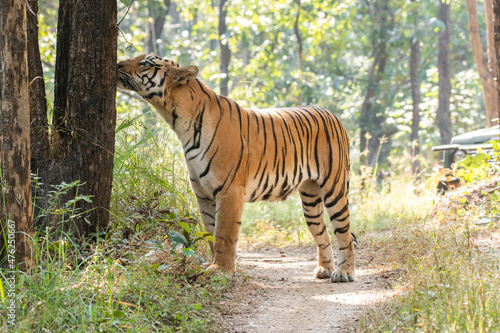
[147,0,171,54]
[466,0,497,126]
[359,0,390,169]
[294,0,303,69]
[437,0,451,146]
[0,0,33,271]
[410,20,421,175]
[494,0,500,131]
[27,0,48,181]
[35,0,118,239]
[218,0,231,97]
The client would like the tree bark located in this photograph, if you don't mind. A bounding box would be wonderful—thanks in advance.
[436,0,452,146]
[27,0,49,178]
[410,5,421,175]
[34,0,118,239]
[0,0,33,271]
[218,0,231,97]
[466,0,498,126]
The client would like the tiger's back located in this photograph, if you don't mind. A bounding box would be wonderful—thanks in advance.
[240,106,349,204]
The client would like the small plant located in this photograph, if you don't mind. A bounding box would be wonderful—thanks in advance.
[169,221,215,259]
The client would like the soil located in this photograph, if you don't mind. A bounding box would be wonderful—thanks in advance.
[219,245,399,333]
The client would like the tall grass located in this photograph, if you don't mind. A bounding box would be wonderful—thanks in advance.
[360,215,499,332]
[112,110,197,221]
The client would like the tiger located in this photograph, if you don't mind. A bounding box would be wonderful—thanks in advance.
[117,54,356,282]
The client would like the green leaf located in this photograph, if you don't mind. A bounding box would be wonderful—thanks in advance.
[182,248,196,257]
[178,221,191,234]
[169,230,188,247]
[112,310,127,318]
[471,153,488,165]
[0,279,5,305]
[195,231,216,242]
[119,0,133,6]
[48,239,73,252]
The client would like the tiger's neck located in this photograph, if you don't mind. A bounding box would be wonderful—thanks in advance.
[154,79,226,148]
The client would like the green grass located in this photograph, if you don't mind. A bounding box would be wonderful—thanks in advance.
[1,112,222,332]
[360,218,499,332]
[1,235,223,332]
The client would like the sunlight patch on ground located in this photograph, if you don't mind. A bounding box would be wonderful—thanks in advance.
[311,288,399,306]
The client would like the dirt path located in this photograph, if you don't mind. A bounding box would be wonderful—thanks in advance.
[219,246,399,333]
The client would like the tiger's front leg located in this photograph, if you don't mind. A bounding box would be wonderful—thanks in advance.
[206,189,244,276]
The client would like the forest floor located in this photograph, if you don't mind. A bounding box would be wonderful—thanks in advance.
[218,242,400,333]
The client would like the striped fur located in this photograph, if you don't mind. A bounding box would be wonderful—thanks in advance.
[117,54,355,282]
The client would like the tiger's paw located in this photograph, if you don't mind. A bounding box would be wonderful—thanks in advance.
[313,266,334,279]
[330,269,355,283]
[206,263,235,278]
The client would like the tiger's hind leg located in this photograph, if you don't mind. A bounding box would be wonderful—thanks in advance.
[323,179,355,282]
[299,180,335,279]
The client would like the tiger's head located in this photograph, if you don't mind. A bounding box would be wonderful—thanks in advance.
[117,54,199,102]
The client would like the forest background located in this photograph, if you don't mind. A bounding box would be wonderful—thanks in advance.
[1,0,499,331]
[40,0,491,170]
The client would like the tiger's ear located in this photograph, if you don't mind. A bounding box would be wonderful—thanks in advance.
[172,66,199,86]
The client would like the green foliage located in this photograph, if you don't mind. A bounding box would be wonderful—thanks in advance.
[169,221,215,259]
[0,238,222,332]
[455,144,499,184]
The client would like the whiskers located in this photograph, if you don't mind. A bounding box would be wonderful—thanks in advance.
[118,73,141,92]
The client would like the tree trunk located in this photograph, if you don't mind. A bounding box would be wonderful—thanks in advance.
[494,0,500,134]
[218,0,231,97]
[410,17,421,175]
[466,0,498,126]
[359,0,390,169]
[147,0,171,54]
[27,0,48,182]
[294,0,303,69]
[35,0,118,239]
[436,0,451,146]
[0,0,33,271]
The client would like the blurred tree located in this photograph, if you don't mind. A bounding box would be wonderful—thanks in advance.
[147,0,172,54]
[0,0,33,271]
[359,0,394,169]
[494,0,500,126]
[466,0,497,126]
[410,0,421,175]
[436,0,451,146]
[218,0,231,96]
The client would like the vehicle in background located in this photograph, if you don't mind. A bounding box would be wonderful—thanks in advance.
[431,124,499,193]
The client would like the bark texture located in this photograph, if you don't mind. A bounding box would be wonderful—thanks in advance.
[0,0,34,271]
[218,0,231,97]
[34,0,118,238]
[466,0,498,126]
[436,0,451,146]
[27,0,48,176]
